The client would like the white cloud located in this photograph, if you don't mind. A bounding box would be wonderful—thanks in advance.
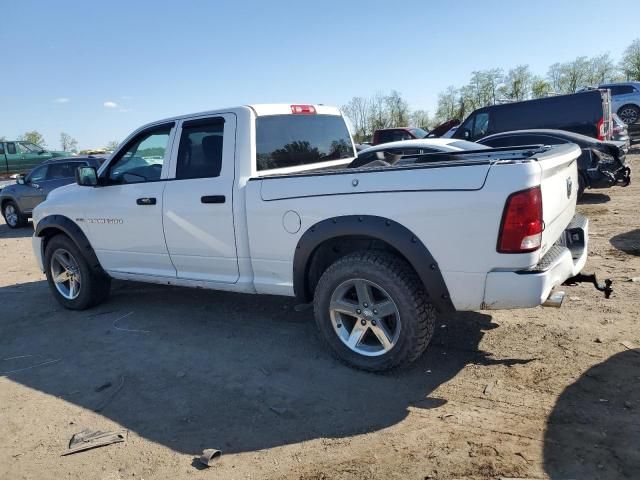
[103,101,118,108]
[54,97,70,103]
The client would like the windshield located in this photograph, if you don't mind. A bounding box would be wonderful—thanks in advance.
[409,128,429,139]
[256,114,354,171]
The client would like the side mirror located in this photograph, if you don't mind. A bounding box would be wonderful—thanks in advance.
[76,166,98,186]
[38,150,46,155]
[16,174,26,185]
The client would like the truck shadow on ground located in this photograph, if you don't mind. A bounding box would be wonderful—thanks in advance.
[544,348,640,479]
[610,229,640,256]
[0,223,33,239]
[578,192,610,205]
[1,280,534,455]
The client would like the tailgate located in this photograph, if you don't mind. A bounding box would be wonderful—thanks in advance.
[536,144,581,257]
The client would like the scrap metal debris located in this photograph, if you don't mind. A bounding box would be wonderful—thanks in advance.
[62,429,127,456]
[198,449,222,467]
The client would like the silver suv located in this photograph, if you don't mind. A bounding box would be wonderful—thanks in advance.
[599,82,640,125]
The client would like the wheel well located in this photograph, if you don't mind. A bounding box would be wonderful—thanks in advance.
[305,235,416,300]
[1,198,14,210]
[618,103,640,113]
[38,227,68,256]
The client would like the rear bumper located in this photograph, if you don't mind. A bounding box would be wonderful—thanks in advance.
[482,213,588,309]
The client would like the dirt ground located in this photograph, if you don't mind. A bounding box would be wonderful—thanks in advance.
[1,153,639,480]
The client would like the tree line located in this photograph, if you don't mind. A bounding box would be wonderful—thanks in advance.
[0,132,120,153]
[343,38,640,142]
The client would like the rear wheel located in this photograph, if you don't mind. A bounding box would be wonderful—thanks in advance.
[618,105,640,125]
[44,234,111,310]
[2,201,28,229]
[577,173,587,200]
[313,250,436,372]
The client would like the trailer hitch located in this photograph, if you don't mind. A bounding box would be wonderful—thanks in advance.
[562,273,613,299]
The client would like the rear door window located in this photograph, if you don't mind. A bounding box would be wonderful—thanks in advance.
[47,162,78,179]
[176,118,225,179]
[609,85,635,96]
[0,143,4,154]
[6,143,17,155]
[256,115,354,171]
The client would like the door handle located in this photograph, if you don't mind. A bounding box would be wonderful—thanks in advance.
[136,197,157,205]
[201,195,225,204]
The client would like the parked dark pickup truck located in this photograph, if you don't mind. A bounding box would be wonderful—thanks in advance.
[0,141,72,176]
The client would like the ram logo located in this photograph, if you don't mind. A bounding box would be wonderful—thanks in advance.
[566,177,573,199]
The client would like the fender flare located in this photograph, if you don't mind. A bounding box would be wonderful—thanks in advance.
[293,215,454,313]
[34,215,105,274]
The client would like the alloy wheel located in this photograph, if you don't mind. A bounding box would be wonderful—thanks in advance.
[329,278,401,357]
[619,107,639,125]
[4,204,18,227]
[50,248,82,300]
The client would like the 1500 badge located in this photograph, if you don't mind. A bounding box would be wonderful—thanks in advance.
[76,218,124,224]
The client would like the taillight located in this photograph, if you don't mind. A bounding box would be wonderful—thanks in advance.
[291,104,316,114]
[497,186,543,253]
[597,117,605,140]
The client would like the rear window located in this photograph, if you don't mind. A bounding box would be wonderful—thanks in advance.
[256,115,354,171]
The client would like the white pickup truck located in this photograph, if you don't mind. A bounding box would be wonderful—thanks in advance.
[32,103,594,371]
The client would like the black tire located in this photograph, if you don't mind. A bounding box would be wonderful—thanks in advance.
[618,104,640,125]
[313,250,436,372]
[44,234,111,310]
[2,200,28,229]
[577,173,587,200]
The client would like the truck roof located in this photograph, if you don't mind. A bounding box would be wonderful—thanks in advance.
[138,104,341,131]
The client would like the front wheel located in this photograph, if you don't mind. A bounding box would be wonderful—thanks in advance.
[44,234,111,310]
[313,251,436,372]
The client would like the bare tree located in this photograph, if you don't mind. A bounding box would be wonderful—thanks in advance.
[105,140,120,151]
[435,86,461,123]
[341,96,370,142]
[547,57,591,93]
[586,53,619,85]
[531,76,552,98]
[60,132,78,152]
[620,38,640,81]
[499,65,533,102]
[410,109,431,129]
[18,131,46,147]
[385,90,410,126]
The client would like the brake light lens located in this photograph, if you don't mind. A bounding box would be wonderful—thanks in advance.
[497,186,543,253]
[291,104,316,114]
[597,117,605,140]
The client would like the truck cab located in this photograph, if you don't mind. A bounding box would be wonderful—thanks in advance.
[0,141,73,176]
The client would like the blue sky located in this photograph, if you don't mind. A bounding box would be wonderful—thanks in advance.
[2,0,637,149]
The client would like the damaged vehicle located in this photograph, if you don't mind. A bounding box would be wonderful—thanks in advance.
[31,104,612,371]
[478,129,631,198]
